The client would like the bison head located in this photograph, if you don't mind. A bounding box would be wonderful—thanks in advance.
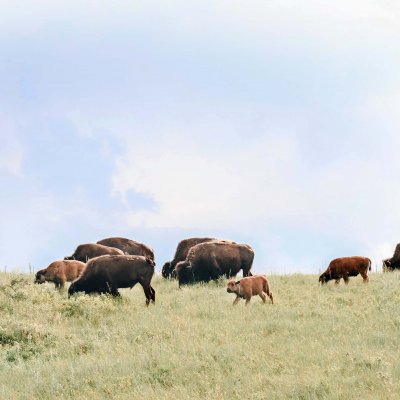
[382,258,392,272]
[68,280,82,297]
[34,270,46,284]
[226,280,240,293]
[175,260,193,285]
[318,273,328,284]
[161,262,173,279]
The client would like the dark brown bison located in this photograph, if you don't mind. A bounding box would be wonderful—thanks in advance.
[97,237,155,260]
[319,256,371,284]
[68,255,155,305]
[174,241,254,286]
[162,237,236,278]
[227,275,273,305]
[382,243,400,271]
[64,243,124,262]
[35,260,85,289]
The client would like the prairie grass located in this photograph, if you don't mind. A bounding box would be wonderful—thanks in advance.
[0,272,399,399]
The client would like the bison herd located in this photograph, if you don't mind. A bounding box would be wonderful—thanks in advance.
[33,235,400,306]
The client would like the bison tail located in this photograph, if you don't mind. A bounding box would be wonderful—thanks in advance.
[145,257,155,266]
[368,258,372,271]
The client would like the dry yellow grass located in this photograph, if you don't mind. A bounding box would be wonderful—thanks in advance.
[0,271,399,399]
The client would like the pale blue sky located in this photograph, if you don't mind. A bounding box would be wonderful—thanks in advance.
[1,1,400,273]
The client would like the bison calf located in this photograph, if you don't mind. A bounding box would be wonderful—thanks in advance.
[35,260,85,289]
[319,256,371,285]
[227,275,273,305]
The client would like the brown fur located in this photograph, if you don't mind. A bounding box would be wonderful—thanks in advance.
[226,275,273,305]
[35,260,85,289]
[97,237,155,260]
[175,241,254,285]
[68,255,155,305]
[162,238,236,278]
[64,243,124,262]
[319,256,371,284]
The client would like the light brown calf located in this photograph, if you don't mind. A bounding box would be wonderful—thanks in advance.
[35,260,85,289]
[226,275,273,305]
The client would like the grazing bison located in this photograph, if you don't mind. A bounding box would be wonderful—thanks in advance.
[319,256,371,285]
[382,243,400,271]
[174,241,254,286]
[227,275,273,305]
[162,237,236,278]
[35,260,85,289]
[68,255,156,305]
[64,243,124,262]
[97,237,155,260]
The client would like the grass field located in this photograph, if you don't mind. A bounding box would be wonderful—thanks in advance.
[0,271,399,399]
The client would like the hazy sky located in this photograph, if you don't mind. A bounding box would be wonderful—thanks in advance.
[1,1,400,274]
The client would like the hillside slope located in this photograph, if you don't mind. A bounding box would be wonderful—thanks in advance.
[0,272,399,399]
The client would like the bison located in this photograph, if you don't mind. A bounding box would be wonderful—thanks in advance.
[162,237,236,278]
[68,255,156,305]
[64,243,124,262]
[174,241,254,286]
[319,256,371,285]
[35,260,85,289]
[97,237,155,260]
[382,243,400,271]
[227,275,273,305]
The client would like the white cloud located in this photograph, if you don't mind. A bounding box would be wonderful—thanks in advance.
[108,98,400,270]
[112,126,304,230]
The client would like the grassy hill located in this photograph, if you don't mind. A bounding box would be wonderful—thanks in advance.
[0,272,399,399]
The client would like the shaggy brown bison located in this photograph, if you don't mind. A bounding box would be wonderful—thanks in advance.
[227,275,273,305]
[382,243,400,271]
[64,243,124,262]
[162,237,236,278]
[68,255,155,305]
[319,256,371,284]
[35,260,85,289]
[97,237,155,260]
[174,241,254,286]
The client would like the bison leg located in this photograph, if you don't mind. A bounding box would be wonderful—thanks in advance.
[242,269,252,277]
[55,280,65,289]
[268,292,274,304]
[343,276,349,285]
[150,285,156,303]
[111,288,121,297]
[360,272,369,283]
[334,278,340,285]
[232,296,241,306]
[263,287,274,304]
[142,285,153,306]
[259,293,266,304]
[245,297,251,305]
